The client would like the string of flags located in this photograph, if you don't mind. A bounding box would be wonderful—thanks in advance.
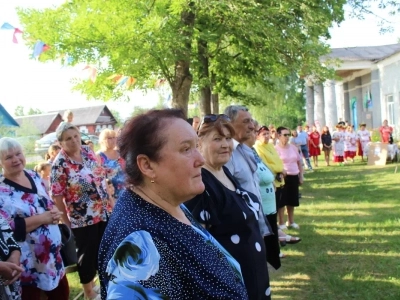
[1,21,168,88]
[1,22,23,43]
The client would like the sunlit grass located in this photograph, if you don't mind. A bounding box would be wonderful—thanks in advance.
[270,156,400,299]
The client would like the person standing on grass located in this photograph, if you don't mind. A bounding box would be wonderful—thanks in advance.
[357,123,371,162]
[308,125,321,168]
[321,126,332,166]
[223,105,272,238]
[379,119,393,144]
[344,126,357,163]
[332,123,346,165]
[275,127,304,230]
[296,125,313,171]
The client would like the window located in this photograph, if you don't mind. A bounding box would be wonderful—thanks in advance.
[386,95,395,126]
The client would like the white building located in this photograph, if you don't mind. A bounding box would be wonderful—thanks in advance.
[306,44,400,137]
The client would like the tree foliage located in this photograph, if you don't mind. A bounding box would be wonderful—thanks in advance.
[14,106,42,116]
[17,0,351,116]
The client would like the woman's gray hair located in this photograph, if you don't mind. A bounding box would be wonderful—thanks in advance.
[56,122,80,141]
[223,105,249,122]
[0,137,23,158]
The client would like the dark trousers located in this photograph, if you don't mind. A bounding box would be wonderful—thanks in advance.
[22,275,69,300]
[264,212,281,270]
[72,221,107,284]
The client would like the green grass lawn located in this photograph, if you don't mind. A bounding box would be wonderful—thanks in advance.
[38,157,400,299]
[270,158,400,299]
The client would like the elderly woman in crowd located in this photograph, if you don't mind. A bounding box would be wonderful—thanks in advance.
[0,138,68,300]
[51,123,109,300]
[98,110,247,300]
[186,114,271,299]
[275,127,304,230]
[96,128,126,202]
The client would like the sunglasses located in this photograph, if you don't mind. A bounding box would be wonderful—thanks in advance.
[199,114,231,128]
[280,133,291,137]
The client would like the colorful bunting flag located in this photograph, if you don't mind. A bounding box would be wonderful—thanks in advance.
[83,65,98,82]
[1,22,23,43]
[32,40,50,58]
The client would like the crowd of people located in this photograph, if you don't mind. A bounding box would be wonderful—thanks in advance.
[0,105,394,299]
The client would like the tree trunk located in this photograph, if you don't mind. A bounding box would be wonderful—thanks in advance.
[171,60,192,117]
[198,39,211,116]
[211,73,219,114]
[170,6,195,118]
[211,93,219,114]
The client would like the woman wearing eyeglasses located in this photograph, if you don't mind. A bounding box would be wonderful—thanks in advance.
[186,114,272,300]
[275,127,303,230]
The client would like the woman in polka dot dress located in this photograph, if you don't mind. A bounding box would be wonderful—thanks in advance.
[98,110,248,300]
[186,115,271,300]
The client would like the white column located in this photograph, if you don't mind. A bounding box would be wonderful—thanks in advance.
[305,80,315,127]
[324,80,338,131]
[314,83,326,131]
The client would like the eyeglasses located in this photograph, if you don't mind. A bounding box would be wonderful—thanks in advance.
[280,133,291,137]
[199,114,230,128]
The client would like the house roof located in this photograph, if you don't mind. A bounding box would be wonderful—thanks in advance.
[55,105,116,126]
[327,44,400,62]
[0,104,19,127]
[14,112,61,134]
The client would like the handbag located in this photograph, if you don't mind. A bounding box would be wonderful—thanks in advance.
[58,224,78,267]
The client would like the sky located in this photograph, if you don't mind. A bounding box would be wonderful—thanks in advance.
[1,1,400,120]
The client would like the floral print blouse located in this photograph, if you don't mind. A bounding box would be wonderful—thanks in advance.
[97,152,126,199]
[51,146,109,229]
[0,170,65,291]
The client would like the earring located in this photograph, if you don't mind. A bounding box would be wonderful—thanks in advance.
[151,178,155,183]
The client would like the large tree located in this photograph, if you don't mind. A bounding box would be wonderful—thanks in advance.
[18,0,396,116]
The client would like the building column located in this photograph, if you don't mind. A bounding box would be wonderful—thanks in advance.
[354,77,363,129]
[305,81,315,127]
[370,69,381,129]
[343,82,351,124]
[324,80,338,131]
[314,83,326,131]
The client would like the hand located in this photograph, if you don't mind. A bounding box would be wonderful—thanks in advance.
[299,175,304,185]
[50,207,63,224]
[0,262,23,284]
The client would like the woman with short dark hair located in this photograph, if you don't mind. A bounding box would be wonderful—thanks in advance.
[275,127,304,230]
[98,110,248,300]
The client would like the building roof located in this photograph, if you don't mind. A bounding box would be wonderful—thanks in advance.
[14,112,61,134]
[55,105,116,126]
[0,104,19,127]
[327,44,400,62]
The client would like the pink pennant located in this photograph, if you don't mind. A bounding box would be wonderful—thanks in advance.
[12,28,23,44]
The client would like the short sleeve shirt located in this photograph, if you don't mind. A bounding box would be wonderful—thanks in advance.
[51,146,109,228]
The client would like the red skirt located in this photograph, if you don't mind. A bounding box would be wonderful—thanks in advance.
[344,151,356,159]
[334,156,344,162]
[357,141,363,156]
[309,146,321,157]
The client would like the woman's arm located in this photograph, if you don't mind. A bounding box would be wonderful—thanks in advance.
[52,195,71,228]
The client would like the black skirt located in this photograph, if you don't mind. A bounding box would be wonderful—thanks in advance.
[279,174,300,207]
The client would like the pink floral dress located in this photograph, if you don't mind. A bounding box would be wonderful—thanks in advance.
[51,146,110,229]
[0,170,65,291]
